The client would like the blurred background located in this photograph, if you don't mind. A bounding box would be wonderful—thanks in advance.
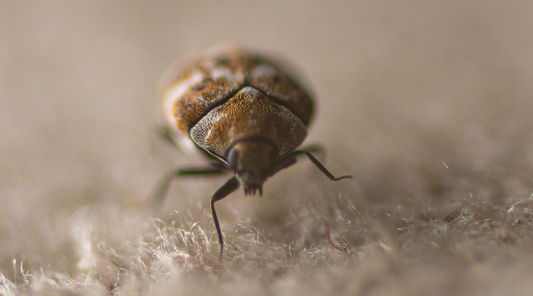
[1,0,533,275]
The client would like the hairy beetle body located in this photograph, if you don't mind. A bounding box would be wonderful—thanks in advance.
[156,45,352,260]
[162,46,313,161]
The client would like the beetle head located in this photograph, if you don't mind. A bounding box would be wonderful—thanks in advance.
[227,139,278,196]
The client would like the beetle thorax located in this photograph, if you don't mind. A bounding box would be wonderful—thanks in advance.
[227,139,278,196]
[189,87,307,158]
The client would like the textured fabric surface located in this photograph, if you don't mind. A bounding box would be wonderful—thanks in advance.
[1,1,533,295]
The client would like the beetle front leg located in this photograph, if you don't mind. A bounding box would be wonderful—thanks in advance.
[302,151,353,181]
[277,150,353,181]
[152,165,229,209]
[209,176,240,262]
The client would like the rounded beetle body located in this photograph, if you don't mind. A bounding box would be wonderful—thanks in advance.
[161,46,315,194]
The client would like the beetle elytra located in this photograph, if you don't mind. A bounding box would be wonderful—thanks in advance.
[154,45,353,261]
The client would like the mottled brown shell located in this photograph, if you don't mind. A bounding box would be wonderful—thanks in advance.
[162,46,315,135]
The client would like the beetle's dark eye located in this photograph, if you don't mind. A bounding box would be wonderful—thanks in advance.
[228,148,239,172]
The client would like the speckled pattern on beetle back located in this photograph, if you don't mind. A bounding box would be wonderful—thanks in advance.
[162,46,315,161]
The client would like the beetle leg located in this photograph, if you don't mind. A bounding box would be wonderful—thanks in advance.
[159,125,181,147]
[152,166,229,209]
[294,144,323,153]
[210,176,240,261]
[301,151,353,181]
[282,144,325,163]
[276,150,353,181]
[294,145,327,162]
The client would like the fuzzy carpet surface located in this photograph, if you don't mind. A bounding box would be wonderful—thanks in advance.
[2,1,533,295]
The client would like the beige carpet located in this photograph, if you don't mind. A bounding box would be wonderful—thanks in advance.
[2,1,533,295]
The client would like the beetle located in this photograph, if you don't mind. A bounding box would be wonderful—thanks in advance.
[154,45,353,261]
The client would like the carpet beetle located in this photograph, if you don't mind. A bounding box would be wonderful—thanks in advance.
[155,45,353,261]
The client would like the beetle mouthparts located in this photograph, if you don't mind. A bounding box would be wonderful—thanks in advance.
[244,185,263,197]
[227,139,277,198]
